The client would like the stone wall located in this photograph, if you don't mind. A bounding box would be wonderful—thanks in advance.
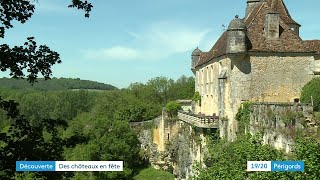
[195,54,315,141]
[249,102,313,153]
[136,112,211,180]
[195,59,221,116]
[248,55,314,102]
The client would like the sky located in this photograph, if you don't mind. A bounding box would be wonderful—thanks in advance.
[1,0,320,88]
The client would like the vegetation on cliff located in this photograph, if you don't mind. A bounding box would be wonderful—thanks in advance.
[301,77,320,111]
[196,133,320,180]
[166,101,182,118]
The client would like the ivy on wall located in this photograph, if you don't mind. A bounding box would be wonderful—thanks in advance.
[236,101,251,134]
[192,91,201,106]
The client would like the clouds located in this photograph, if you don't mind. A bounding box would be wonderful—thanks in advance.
[34,0,80,15]
[83,21,212,61]
[83,46,141,61]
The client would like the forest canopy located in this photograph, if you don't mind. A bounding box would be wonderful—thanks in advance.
[0,77,116,91]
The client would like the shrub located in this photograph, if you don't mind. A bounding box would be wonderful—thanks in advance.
[192,91,201,106]
[236,101,251,134]
[166,101,181,117]
[301,78,320,111]
[133,167,175,180]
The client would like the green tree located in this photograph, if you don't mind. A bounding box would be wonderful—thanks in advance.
[301,78,320,111]
[0,0,92,83]
[0,1,93,179]
[147,77,174,104]
[64,113,143,179]
[0,77,116,91]
[166,101,181,118]
[196,134,294,180]
[0,97,72,179]
[294,137,320,179]
[170,76,195,100]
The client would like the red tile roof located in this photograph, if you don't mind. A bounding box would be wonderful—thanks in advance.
[266,0,300,26]
[304,40,320,54]
[195,0,317,68]
[196,32,227,66]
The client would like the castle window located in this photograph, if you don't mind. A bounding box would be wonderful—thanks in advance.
[207,66,210,83]
[202,70,204,84]
[211,65,214,82]
[279,25,284,36]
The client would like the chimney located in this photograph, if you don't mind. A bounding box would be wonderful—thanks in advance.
[265,12,280,40]
[246,0,263,18]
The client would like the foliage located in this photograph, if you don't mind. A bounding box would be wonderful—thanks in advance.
[294,136,320,179]
[0,0,92,83]
[133,167,175,180]
[280,109,300,127]
[0,77,116,91]
[236,101,251,134]
[0,1,182,179]
[197,104,320,180]
[192,91,201,105]
[0,97,77,180]
[169,76,195,100]
[0,89,97,125]
[129,76,195,106]
[166,101,181,118]
[63,113,143,179]
[196,134,298,180]
[301,77,320,111]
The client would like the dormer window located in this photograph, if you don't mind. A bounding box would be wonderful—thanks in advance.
[289,24,300,36]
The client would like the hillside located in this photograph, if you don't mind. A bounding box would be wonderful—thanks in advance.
[0,77,116,91]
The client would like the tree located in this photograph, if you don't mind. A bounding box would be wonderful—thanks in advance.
[0,97,72,179]
[147,77,174,104]
[0,0,93,83]
[166,101,181,118]
[196,134,295,180]
[294,137,320,179]
[301,78,320,111]
[63,113,143,179]
[0,1,93,179]
[170,76,195,100]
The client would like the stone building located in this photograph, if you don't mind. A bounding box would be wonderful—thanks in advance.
[191,0,320,140]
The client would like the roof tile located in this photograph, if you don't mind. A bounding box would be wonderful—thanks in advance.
[195,0,317,67]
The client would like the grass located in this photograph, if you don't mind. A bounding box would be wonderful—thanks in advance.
[133,167,175,180]
[314,111,320,118]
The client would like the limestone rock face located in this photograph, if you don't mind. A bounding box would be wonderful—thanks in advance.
[136,117,210,180]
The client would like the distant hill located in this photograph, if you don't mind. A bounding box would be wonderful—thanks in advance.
[0,77,117,91]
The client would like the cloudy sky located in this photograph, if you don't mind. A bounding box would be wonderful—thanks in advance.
[1,0,319,88]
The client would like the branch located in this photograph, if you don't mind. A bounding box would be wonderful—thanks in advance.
[0,0,35,38]
[68,0,93,18]
[0,37,61,84]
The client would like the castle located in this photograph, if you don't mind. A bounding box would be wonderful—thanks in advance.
[191,0,320,140]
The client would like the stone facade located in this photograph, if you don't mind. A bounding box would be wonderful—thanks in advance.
[249,102,314,153]
[191,0,320,141]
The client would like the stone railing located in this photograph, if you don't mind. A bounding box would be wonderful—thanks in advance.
[177,110,219,128]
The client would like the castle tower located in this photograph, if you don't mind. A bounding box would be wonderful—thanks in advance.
[226,16,247,60]
[191,47,202,73]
